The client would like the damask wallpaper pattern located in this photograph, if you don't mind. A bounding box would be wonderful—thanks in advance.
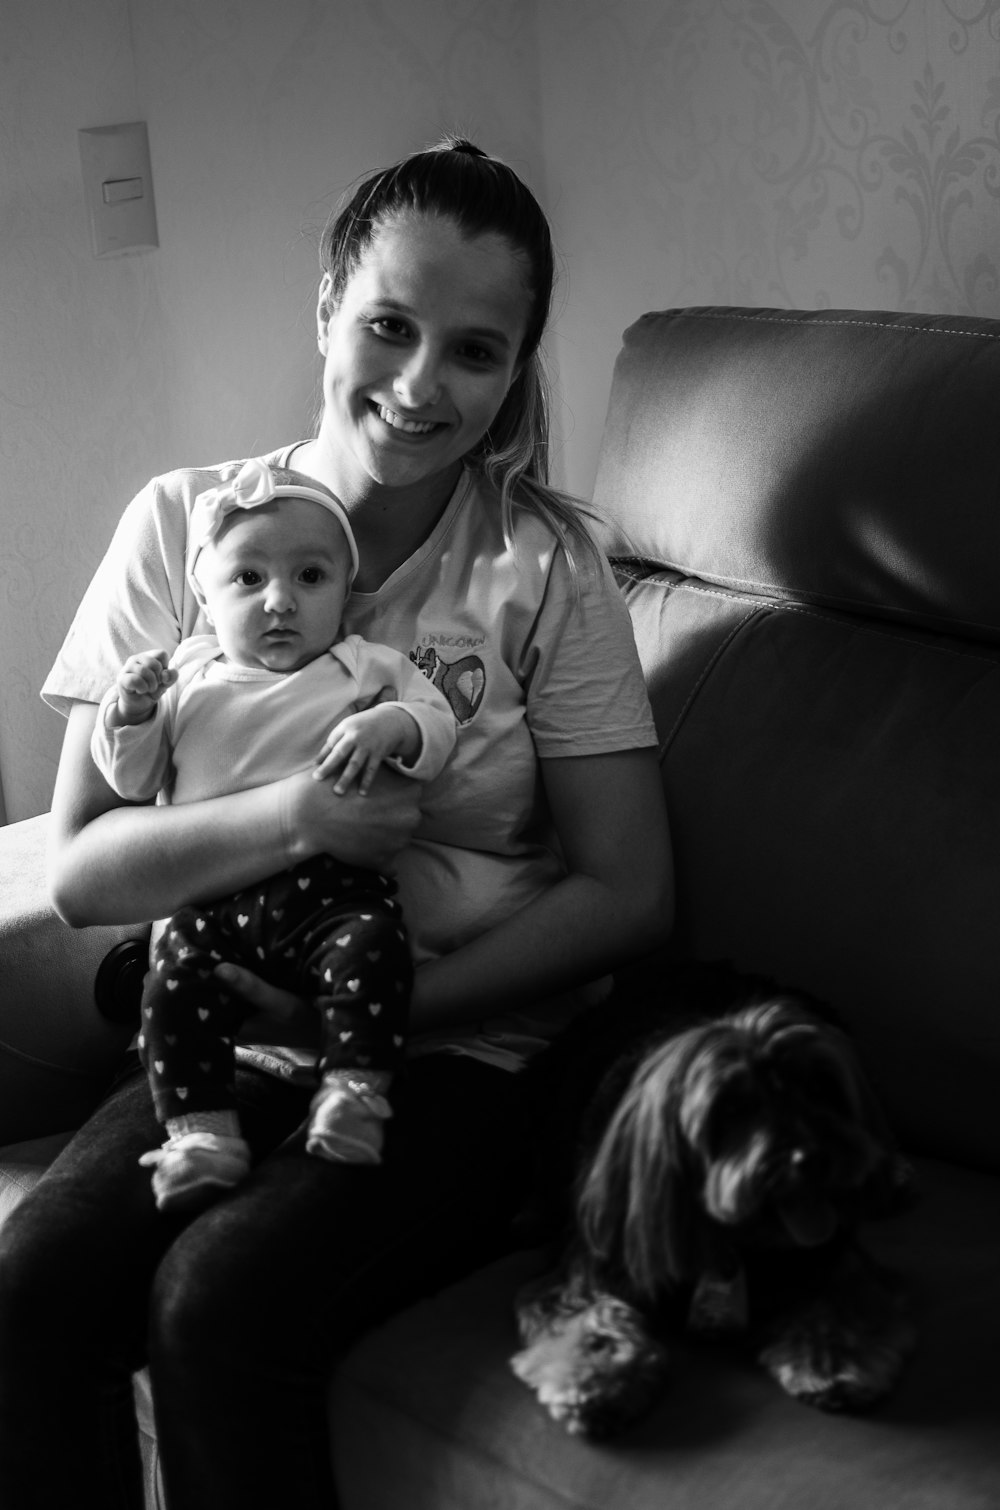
[539,0,1000,491]
[3,0,1000,818]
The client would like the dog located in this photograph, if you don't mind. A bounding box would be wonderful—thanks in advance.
[509,963,917,1438]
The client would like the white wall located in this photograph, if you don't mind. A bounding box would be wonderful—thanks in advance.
[0,0,545,820]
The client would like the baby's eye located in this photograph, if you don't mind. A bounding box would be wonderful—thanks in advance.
[234,570,262,587]
[299,566,325,585]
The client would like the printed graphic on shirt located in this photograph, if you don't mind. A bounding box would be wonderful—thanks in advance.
[411,645,486,726]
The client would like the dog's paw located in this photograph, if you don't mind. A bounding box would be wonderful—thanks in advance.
[758,1305,915,1411]
[510,1293,669,1437]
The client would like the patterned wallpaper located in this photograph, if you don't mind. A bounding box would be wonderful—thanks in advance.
[538,0,1000,492]
[3,0,1000,818]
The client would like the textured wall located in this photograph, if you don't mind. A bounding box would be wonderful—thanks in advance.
[0,0,544,820]
[538,0,1000,494]
[0,1,169,825]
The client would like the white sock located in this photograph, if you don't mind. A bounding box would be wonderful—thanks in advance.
[165,1109,241,1142]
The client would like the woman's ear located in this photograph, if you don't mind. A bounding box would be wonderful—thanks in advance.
[316,273,334,355]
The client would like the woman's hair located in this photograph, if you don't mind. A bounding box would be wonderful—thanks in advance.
[318,136,602,573]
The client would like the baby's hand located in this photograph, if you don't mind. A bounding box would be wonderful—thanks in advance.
[113,650,177,725]
[313,705,420,796]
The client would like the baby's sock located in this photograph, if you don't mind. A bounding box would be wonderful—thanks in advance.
[307,1070,393,1165]
[139,1108,250,1213]
[166,1109,241,1141]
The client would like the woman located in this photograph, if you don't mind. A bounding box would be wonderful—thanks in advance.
[0,139,672,1509]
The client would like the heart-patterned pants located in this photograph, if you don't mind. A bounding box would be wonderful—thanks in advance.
[139,853,412,1123]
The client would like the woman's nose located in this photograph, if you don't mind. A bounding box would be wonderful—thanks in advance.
[264,579,296,615]
[393,346,442,409]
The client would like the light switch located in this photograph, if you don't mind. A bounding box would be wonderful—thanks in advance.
[79,122,159,257]
[102,177,144,206]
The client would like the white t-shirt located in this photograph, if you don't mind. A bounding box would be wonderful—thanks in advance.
[43,449,659,1068]
[90,633,456,804]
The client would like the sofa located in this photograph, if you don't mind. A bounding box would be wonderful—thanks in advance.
[2,305,999,1508]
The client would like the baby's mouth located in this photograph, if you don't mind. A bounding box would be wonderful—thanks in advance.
[374,403,441,436]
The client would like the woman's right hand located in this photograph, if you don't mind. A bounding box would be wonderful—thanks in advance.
[49,703,423,928]
[283,764,423,874]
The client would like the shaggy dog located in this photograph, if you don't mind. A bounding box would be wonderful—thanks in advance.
[510,963,916,1438]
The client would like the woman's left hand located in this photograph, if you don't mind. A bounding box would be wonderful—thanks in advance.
[215,963,318,1048]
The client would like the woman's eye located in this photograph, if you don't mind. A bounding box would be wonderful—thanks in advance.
[371,317,410,341]
[234,570,262,587]
[458,343,497,367]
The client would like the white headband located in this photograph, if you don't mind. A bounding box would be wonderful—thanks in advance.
[187,457,359,595]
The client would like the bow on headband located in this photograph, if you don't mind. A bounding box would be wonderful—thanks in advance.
[187,457,360,589]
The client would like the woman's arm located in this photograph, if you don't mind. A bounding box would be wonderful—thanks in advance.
[409,746,673,1032]
[48,701,423,927]
[214,745,671,1043]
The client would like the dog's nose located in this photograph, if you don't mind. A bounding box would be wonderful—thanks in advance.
[789,1145,829,1182]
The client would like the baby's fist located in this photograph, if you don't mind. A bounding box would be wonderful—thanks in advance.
[114,649,176,724]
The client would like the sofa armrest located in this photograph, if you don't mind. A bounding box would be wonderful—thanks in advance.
[0,813,148,1143]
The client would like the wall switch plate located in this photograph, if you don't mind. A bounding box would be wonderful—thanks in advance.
[79,121,159,257]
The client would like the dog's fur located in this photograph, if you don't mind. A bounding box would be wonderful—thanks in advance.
[510,963,916,1437]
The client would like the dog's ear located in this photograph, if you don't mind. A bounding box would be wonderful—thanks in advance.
[576,1037,702,1302]
[846,1053,919,1217]
[806,1025,919,1218]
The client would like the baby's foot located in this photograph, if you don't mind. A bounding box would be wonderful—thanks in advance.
[306,1072,392,1165]
[139,1132,251,1213]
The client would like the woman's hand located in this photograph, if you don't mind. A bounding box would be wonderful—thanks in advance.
[215,964,318,1049]
[284,763,423,873]
[49,702,424,927]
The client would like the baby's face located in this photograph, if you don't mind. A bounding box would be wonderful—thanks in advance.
[195,499,352,672]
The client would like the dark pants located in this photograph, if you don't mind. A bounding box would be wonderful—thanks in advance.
[141,854,411,1122]
[0,1050,534,1510]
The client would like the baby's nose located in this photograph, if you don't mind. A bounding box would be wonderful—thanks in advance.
[264,580,296,614]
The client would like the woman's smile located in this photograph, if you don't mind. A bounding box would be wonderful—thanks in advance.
[373,403,443,437]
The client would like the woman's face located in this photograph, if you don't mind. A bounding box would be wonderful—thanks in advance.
[315,212,530,498]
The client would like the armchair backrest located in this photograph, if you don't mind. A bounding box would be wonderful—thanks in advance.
[593,307,1000,1172]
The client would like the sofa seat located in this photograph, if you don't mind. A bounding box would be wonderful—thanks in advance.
[4,1110,997,1510]
[330,1155,1000,1510]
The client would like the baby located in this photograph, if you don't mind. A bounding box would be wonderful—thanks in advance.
[91,458,456,1212]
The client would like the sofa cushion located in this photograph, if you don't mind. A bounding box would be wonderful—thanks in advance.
[332,1157,1000,1510]
[616,565,1000,1172]
[594,307,1000,645]
[0,1131,73,1224]
[0,813,143,1144]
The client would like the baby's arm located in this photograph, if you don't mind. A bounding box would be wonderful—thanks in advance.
[104,649,178,729]
[313,704,421,796]
[91,649,178,802]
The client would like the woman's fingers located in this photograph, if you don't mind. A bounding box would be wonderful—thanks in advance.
[289,768,421,872]
[215,962,298,1013]
[215,963,316,1047]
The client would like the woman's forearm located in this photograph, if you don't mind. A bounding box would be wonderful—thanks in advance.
[51,785,298,926]
[410,747,674,1036]
[48,701,423,928]
[410,867,671,1035]
[48,702,299,926]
